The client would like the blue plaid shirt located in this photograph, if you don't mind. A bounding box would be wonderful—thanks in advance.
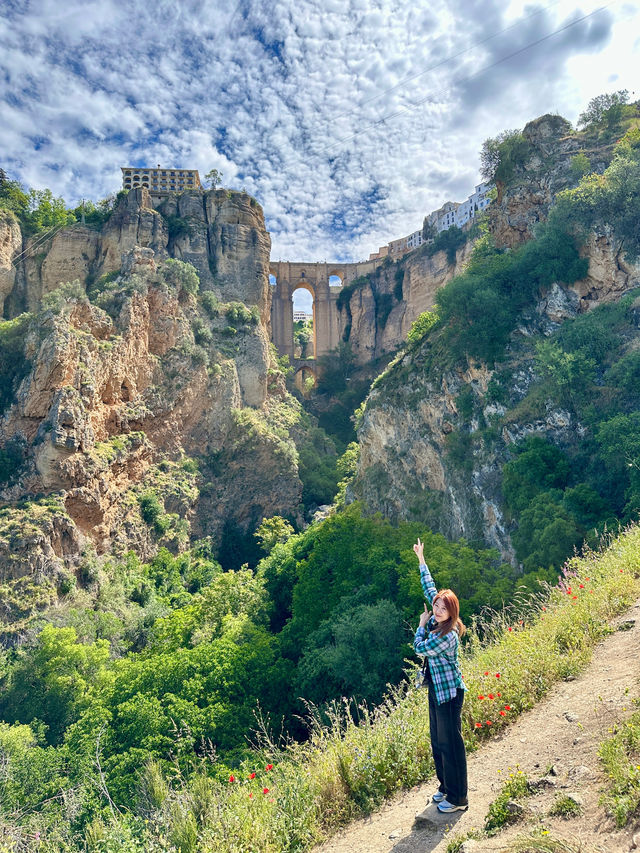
[413,562,466,705]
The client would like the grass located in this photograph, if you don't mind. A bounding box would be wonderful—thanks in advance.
[108,524,639,852]
[548,794,582,818]
[2,524,639,851]
[484,768,531,834]
[598,704,640,826]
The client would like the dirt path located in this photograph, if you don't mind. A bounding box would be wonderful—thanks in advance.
[314,598,640,853]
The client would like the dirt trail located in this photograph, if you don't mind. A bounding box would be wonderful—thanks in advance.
[314,599,640,853]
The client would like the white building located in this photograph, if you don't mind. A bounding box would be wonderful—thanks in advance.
[293,310,312,323]
[454,182,492,228]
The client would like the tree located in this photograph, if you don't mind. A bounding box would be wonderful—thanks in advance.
[422,217,437,241]
[577,90,629,129]
[480,130,529,185]
[255,516,295,553]
[204,169,223,189]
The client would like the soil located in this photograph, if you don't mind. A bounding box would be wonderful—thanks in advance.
[313,598,640,853]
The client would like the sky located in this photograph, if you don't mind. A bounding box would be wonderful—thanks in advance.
[1,0,638,271]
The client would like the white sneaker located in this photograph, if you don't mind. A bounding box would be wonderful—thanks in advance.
[437,798,468,813]
[432,790,446,803]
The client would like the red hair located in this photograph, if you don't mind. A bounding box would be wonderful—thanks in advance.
[432,589,466,637]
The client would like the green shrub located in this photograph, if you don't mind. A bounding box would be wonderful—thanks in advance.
[138,492,169,535]
[0,314,32,414]
[200,291,220,317]
[158,259,200,296]
[484,769,531,834]
[599,705,640,826]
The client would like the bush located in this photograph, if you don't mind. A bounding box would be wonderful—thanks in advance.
[158,259,200,296]
[0,314,32,414]
[138,492,169,535]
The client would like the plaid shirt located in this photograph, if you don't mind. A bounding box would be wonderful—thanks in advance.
[413,562,466,705]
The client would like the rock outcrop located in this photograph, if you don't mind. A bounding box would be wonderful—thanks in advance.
[0,211,21,315]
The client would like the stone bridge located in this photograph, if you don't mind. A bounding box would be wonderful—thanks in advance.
[269,259,382,384]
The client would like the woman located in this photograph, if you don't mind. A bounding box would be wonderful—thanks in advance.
[413,537,468,813]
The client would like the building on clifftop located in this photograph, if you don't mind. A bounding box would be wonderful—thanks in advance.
[121,166,202,195]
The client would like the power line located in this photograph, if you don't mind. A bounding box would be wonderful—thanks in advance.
[321,1,616,155]
[330,0,566,123]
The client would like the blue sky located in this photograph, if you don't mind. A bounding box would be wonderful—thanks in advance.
[1,0,638,265]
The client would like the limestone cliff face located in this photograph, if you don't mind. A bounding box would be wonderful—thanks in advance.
[354,236,640,563]
[3,188,271,322]
[0,245,301,589]
[0,212,22,315]
[489,114,614,250]
[158,189,271,321]
[342,240,475,363]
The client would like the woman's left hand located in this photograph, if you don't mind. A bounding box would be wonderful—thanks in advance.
[419,603,430,628]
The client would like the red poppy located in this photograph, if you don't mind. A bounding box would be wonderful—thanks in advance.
[249,793,253,799]
[566,590,572,595]
[263,787,270,794]
[572,595,578,599]
[620,569,624,573]
[505,705,511,710]
[488,693,494,699]
[229,775,235,783]
[266,764,273,771]
[508,627,512,632]
[499,710,506,716]
[479,694,485,700]
[590,590,594,593]
[495,673,501,678]
[542,607,546,611]
[497,692,501,697]
[475,722,482,728]
[484,671,489,676]
[585,577,590,581]
[249,772,256,779]
[579,584,584,589]
[486,720,492,725]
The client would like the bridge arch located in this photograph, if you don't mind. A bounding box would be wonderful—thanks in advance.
[269,259,382,366]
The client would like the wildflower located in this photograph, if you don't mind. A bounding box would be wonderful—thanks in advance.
[263,787,270,794]
[486,720,492,725]
[505,705,511,710]
[542,606,546,611]
[479,694,485,700]
[508,627,512,632]
[249,772,256,779]
[266,763,274,771]
[579,584,584,589]
[249,793,253,798]
[484,671,489,676]
[495,673,501,678]
[229,775,235,783]
[585,577,590,581]
[475,722,482,728]
[497,692,501,697]
[499,710,506,716]
[488,693,494,699]
[572,595,578,599]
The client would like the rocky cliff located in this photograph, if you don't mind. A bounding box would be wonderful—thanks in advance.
[353,112,640,563]
[341,240,475,363]
[0,190,304,621]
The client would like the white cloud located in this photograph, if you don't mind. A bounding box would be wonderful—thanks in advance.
[0,0,638,262]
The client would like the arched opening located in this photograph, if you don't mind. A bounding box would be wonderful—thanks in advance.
[292,284,315,359]
[269,273,277,287]
[294,365,316,396]
[329,273,343,287]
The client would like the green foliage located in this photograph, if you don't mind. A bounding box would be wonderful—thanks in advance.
[204,168,223,188]
[0,170,29,218]
[577,89,629,129]
[406,310,438,350]
[484,769,531,834]
[0,314,31,414]
[225,301,258,325]
[434,222,588,364]
[158,258,200,296]
[0,436,25,484]
[71,194,119,228]
[551,127,640,261]
[548,794,583,817]
[534,339,596,405]
[166,215,193,242]
[599,707,640,826]
[255,516,295,554]
[425,224,467,264]
[570,152,591,179]
[41,279,87,313]
[200,290,221,317]
[480,130,531,185]
[138,491,170,536]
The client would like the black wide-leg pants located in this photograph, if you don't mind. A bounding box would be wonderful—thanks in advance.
[427,681,468,806]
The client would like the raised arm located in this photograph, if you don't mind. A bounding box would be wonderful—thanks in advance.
[413,537,437,606]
